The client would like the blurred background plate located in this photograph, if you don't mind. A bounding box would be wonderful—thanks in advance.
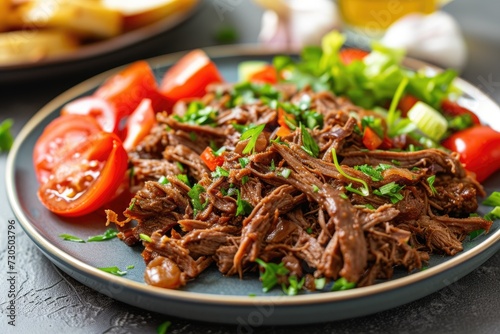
[0,0,201,84]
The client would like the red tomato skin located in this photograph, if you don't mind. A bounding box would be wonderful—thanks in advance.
[123,98,157,151]
[398,94,419,117]
[362,127,383,150]
[61,96,118,133]
[441,99,481,125]
[95,60,172,118]
[442,125,500,182]
[160,49,223,102]
[249,65,278,84]
[339,48,369,65]
[200,147,224,171]
[33,114,102,183]
[38,132,128,217]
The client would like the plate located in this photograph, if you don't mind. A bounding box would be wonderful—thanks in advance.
[0,1,200,84]
[6,46,500,326]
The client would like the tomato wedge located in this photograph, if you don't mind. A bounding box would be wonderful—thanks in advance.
[33,114,102,183]
[276,107,293,137]
[123,98,157,151]
[160,49,223,102]
[95,60,172,119]
[38,132,128,217]
[200,147,224,171]
[339,48,369,65]
[441,99,481,125]
[442,125,500,182]
[249,65,278,84]
[362,126,383,150]
[61,96,118,134]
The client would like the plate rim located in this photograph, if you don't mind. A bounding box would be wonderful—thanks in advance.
[6,45,500,308]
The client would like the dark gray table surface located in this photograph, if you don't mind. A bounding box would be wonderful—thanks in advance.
[1,1,499,333]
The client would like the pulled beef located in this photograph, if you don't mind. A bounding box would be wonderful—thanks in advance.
[108,85,493,292]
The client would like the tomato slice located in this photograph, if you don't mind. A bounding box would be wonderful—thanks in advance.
[442,125,500,182]
[95,60,172,119]
[200,147,225,171]
[33,114,102,183]
[441,99,481,125]
[249,65,278,84]
[160,49,223,102]
[123,98,157,151]
[339,48,369,65]
[61,96,118,134]
[38,132,128,217]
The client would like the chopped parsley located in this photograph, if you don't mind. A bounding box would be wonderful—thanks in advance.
[270,159,276,171]
[98,266,127,276]
[211,166,229,178]
[331,277,356,291]
[173,101,217,126]
[300,123,319,157]
[240,123,266,154]
[255,258,289,293]
[468,229,485,240]
[59,233,85,243]
[354,164,383,182]
[87,229,118,242]
[361,115,384,138]
[373,182,405,204]
[427,175,437,195]
[0,118,14,152]
[236,189,253,216]
[176,174,191,187]
[241,175,249,185]
[483,192,500,207]
[239,157,250,168]
[312,185,320,193]
[282,276,305,296]
[188,184,208,216]
[128,198,136,210]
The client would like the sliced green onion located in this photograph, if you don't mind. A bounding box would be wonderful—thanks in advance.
[281,168,291,178]
[332,148,369,196]
[59,233,85,243]
[407,101,448,141]
[483,192,500,207]
[139,233,152,243]
[87,229,118,242]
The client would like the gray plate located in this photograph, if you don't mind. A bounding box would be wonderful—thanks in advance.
[6,46,500,325]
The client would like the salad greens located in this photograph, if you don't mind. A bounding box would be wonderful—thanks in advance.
[278,31,458,111]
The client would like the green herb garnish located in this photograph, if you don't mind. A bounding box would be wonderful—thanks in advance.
[300,123,319,157]
[139,234,152,243]
[157,321,172,334]
[174,102,217,126]
[239,157,250,168]
[282,276,305,296]
[0,118,14,152]
[281,168,291,179]
[158,176,169,185]
[255,259,290,293]
[427,175,437,195]
[331,277,356,291]
[240,123,266,154]
[332,148,369,196]
[98,266,127,276]
[211,166,229,178]
[128,198,136,211]
[373,182,405,204]
[354,164,384,182]
[312,185,320,193]
[314,278,326,290]
[59,233,85,243]
[483,192,500,206]
[176,174,191,187]
[87,228,118,242]
[236,189,253,216]
[188,184,208,216]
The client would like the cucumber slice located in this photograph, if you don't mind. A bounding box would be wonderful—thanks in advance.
[238,61,268,82]
[407,101,448,141]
